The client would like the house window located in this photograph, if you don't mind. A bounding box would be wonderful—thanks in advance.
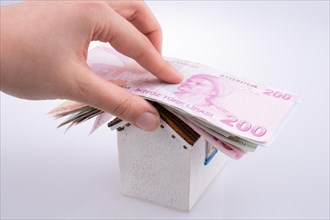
[204,142,218,165]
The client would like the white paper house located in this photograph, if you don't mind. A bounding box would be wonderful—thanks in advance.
[109,104,230,211]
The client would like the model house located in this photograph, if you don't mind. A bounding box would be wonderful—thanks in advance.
[108,103,230,211]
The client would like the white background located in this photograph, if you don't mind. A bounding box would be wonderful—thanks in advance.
[1,1,329,219]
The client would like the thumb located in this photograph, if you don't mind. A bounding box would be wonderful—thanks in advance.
[66,64,160,131]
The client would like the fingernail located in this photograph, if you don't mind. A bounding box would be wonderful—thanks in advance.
[174,70,184,81]
[177,72,184,82]
[169,63,184,83]
[135,112,160,131]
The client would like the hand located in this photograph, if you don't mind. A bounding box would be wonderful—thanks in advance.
[0,1,183,131]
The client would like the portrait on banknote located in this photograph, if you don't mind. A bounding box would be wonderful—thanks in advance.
[174,74,231,114]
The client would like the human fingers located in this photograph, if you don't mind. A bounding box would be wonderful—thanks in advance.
[67,64,160,131]
[106,1,163,53]
[92,5,183,84]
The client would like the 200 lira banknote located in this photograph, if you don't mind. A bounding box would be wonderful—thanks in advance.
[88,45,297,143]
[50,44,298,159]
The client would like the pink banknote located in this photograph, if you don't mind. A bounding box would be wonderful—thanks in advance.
[48,100,88,117]
[87,44,298,145]
[90,112,113,134]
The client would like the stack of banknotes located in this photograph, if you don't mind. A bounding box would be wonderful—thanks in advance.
[49,44,298,160]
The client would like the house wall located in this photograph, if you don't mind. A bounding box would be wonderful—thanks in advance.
[117,124,191,211]
[189,140,229,210]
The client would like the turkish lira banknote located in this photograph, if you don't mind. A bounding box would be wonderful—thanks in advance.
[49,44,298,159]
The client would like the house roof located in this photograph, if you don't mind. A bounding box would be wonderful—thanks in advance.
[108,102,201,146]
